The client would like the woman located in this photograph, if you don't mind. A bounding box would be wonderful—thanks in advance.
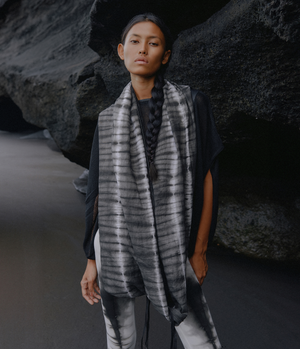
[80,13,223,349]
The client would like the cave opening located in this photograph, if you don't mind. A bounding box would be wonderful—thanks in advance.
[219,114,300,203]
[0,96,41,132]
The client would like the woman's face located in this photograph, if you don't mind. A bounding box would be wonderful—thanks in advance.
[118,21,171,79]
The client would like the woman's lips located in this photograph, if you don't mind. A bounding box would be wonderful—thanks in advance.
[134,58,148,64]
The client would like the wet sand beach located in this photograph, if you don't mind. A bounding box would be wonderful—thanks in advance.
[0,131,299,349]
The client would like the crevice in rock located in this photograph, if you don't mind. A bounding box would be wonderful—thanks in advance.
[76,60,98,85]
[219,112,300,207]
[0,0,20,21]
[217,112,300,262]
[0,96,41,132]
[219,112,300,182]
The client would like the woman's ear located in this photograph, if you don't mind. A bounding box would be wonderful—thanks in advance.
[162,50,171,65]
[118,43,124,60]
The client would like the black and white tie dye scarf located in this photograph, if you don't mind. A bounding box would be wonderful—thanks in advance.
[97,80,196,325]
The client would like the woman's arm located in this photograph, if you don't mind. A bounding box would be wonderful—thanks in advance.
[83,125,100,260]
[81,125,101,304]
[80,259,101,305]
[189,169,213,285]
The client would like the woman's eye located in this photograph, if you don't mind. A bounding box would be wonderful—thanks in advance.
[130,40,139,44]
[149,42,159,46]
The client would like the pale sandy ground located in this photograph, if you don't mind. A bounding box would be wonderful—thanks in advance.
[0,131,299,349]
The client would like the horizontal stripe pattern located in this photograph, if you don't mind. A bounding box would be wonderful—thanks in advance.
[97,81,196,323]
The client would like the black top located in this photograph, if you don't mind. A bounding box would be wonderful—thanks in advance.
[138,98,150,130]
[83,90,223,259]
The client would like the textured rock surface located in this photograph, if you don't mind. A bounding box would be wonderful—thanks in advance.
[164,0,300,261]
[0,0,231,167]
[167,0,300,135]
[216,175,300,262]
[0,0,99,167]
[216,197,300,262]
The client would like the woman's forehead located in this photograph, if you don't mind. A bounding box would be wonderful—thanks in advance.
[126,21,165,43]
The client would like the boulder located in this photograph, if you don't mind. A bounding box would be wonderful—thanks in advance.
[167,0,300,133]
[164,0,300,262]
[0,0,100,167]
[216,176,300,262]
[216,197,300,262]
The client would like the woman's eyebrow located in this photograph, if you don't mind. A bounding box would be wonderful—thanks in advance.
[130,33,162,42]
[148,35,162,41]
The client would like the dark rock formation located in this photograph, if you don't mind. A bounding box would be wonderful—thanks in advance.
[216,194,300,262]
[88,0,231,56]
[0,0,99,167]
[217,117,300,261]
[0,96,40,131]
[0,0,230,167]
[1,0,300,261]
[164,0,300,262]
[216,173,300,262]
[167,0,300,132]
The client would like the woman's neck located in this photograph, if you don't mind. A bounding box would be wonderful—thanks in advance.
[130,74,155,100]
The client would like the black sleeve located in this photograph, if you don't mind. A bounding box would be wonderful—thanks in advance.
[188,90,224,258]
[83,125,99,260]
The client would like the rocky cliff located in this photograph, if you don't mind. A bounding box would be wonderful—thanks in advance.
[0,0,231,166]
[0,0,99,165]
[1,0,299,262]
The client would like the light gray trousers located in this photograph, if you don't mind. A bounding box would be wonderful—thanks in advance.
[94,231,222,349]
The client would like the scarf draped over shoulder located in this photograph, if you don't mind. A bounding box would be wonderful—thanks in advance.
[97,81,196,325]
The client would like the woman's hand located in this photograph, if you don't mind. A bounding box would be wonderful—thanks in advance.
[189,252,208,285]
[80,259,101,305]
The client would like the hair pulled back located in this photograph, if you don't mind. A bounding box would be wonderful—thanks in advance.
[121,13,173,181]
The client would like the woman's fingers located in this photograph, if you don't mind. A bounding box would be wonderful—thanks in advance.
[81,278,94,305]
[80,259,101,305]
[93,282,101,298]
[189,253,208,285]
[198,275,205,285]
[88,280,101,301]
[80,278,100,304]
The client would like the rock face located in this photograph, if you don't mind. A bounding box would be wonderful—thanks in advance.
[0,95,40,131]
[0,0,231,167]
[167,0,300,133]
[1,0,300,262]
[0,0,100,167]
[164,0,300,262]
[216,175,300,262]
[216,197,300,262]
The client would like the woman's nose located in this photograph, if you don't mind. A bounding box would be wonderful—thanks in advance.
[139,43,147,55]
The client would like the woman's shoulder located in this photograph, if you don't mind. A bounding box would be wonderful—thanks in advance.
[190,88,211,107]
[165,80,210,107]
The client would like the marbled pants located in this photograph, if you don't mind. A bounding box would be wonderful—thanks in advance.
[95,231,222,349]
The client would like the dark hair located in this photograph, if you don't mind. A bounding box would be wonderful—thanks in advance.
[121,13,173,181]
